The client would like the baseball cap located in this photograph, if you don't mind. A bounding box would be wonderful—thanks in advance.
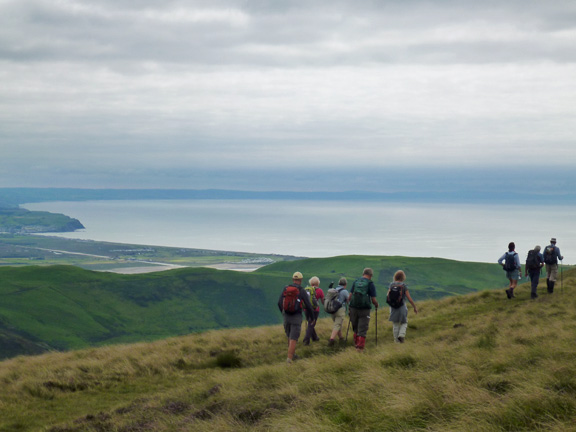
[292,272,303,279]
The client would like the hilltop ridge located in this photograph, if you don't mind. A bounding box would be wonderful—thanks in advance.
[1,268,575,431]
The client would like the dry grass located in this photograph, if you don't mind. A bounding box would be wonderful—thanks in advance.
[1,272,576,431]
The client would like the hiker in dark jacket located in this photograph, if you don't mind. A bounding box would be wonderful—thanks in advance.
[524,245,544,299]
[348,268,378,352]
[387,270,418,343]
[278,271,315,364]
[543,238,564,294]
[498,242,521,299]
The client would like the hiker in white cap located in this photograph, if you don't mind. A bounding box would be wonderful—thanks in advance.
[543,238,564,294]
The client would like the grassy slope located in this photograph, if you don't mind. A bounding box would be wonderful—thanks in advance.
[0,269,575,431]
[0,257,508,359]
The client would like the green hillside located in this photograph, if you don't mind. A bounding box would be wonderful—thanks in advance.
[0,256,510,359]
[0,268,575,431]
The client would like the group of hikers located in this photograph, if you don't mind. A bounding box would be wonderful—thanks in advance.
[498,237,565,300]
[277,237,567,364]
[277,267,418,364]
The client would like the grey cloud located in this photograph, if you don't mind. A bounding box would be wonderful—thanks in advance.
[2,0,575,65]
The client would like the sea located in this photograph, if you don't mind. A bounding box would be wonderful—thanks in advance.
[23,200,575,265]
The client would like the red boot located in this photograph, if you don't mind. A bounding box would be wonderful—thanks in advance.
[356,336,366,352]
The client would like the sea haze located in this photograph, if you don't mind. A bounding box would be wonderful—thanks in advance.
[24,200,575,265]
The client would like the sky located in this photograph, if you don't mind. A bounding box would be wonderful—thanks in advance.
[1,0,576,192]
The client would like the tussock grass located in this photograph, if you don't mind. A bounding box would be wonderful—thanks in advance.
[1,271,576,431]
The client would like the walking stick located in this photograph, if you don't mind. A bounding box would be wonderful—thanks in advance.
[561,260,563,294]
[345,317,351,343]
[375,308,378,347]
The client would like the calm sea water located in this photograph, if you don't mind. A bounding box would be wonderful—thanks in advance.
[24,200,575,264]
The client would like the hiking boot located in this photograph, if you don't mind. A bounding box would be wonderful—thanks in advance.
[510,290,516,298]
[505,289,512,299]
[303,340,310,346]
[339,338,346,346]
[286,358,293,365]
[398,337,405,343]
[312,337,320,342]
[328,339,335,347]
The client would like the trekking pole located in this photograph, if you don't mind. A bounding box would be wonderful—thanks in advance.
[375,308,378,347]
[345,318,351,343]
[561,260,563,294]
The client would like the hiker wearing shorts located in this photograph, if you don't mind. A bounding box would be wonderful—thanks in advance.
[278,272,315,364]
[387,270,418,343]
[303,276,325,345]
[348,268,379,352]
[498,242,521,299]
[543,238,564,294]
[524,245,544,299]
[327,277,349,346]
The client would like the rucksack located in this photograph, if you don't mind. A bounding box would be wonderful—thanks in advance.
[544,246,557,265]
[349,278,372,309]
[526,250,540,270]
[387,282,405,309]
[324,287,344,314]
[304,286,319,310]
[282,285,301,314]
[503,252,517,271]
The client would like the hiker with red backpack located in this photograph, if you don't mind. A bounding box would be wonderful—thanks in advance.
[302,276,325,346]
[524,245,544,299]
[387,270,418,343]
[543,238,564,294]
[498,242,522,299]
[348,268,379,352]
[278,271,315,364]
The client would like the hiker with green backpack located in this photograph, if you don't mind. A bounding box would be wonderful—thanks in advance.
[348,268,379,352]
[324,277,349,346]
[387,270,418,343]
[302,276,325,346]
[278,272,315,364]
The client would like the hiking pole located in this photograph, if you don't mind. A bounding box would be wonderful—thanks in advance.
[375,308,378,347]
[345,318,351,343]
[561,260,563,294]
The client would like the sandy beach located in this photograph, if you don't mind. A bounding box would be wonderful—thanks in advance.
[105,263,264,274]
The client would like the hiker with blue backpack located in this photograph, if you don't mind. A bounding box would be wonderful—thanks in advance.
[387,270,418,343]
[278,272,315,364]
[543,238,564,294]
[524,245,544,299]
[498,242,522,299]
[348,268,379,352]
[302,276,325,346]
[324,277,350,346]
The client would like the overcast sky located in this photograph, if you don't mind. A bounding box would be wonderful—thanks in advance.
[1,0,575,192]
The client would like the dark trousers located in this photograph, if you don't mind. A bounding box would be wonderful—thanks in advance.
[528,269,540,298]
[303,310,320,343]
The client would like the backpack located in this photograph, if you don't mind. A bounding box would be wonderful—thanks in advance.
[324,287,344,314]
[526,250,540,270]
[387,282,405,309]
[282,285,301,314]
[503,252,517,271]
[349,278,372,309]
[544,246,557,265]
[304,286,319,310]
